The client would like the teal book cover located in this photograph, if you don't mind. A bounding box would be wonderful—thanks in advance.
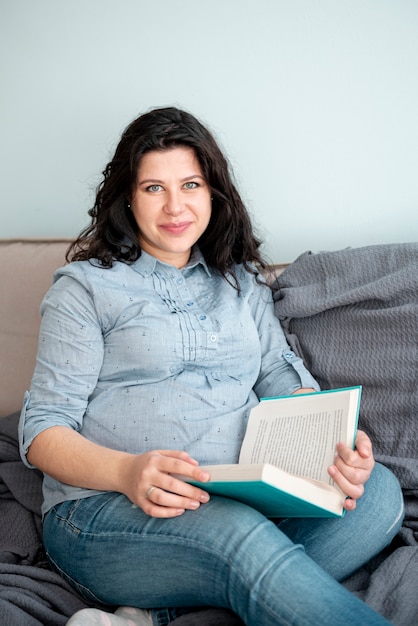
[186,387,362,518]
[188,462,346,518]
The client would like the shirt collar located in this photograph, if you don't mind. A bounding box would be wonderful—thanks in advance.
[131,246,211,278]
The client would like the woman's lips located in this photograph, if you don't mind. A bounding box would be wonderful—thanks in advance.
[160,222,192,235]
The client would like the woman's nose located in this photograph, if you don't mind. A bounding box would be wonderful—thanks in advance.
[164,190,184,215]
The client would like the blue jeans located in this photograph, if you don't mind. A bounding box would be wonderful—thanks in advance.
[43,463,403,626]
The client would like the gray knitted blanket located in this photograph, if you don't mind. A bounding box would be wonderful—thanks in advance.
[0,412,91,625]
[272,242,418,625]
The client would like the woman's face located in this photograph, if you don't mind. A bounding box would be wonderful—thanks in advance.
[130,146,212,268]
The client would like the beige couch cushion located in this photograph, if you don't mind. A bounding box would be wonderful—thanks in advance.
[0,239,71,417]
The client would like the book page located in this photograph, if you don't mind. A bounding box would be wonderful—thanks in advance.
[239,390,357,484]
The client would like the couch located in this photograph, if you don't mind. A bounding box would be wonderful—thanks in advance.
[1,238,417,625]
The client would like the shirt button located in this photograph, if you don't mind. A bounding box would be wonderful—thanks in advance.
[186,301,194,307]
[199,315,207,321]
[210,334,217,342]
[285,351,294,359]
[176,278,183,284]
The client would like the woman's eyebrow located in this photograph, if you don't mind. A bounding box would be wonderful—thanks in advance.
[138,178,164,185]
[138,174,205,185]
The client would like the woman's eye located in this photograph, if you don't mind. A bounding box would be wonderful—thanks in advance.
[183,182,198,190]
[146,184,163,193]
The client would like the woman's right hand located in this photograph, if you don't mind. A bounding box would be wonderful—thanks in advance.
[27,427,210,519]
[120,450,211,518]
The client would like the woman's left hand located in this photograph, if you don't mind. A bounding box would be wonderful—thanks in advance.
[328,429,375,511]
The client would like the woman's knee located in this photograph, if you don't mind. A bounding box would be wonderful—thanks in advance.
[362,462,404,538]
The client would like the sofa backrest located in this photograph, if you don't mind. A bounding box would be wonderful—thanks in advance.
[0,238,287,419]
[0,239,71,418]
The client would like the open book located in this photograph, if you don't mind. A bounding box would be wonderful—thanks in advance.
[186,387,361,518]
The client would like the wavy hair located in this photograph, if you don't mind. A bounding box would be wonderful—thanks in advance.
[67,107,267,287]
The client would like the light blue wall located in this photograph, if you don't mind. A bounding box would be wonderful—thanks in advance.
[1,0,417,262]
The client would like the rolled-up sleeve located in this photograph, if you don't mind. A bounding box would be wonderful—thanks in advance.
[19,274,104,467]
[250,277,319,399]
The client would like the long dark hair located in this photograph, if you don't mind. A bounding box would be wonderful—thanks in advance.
[67,107,267,286]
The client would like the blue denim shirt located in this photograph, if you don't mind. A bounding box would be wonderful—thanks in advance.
[19,248,318,514]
